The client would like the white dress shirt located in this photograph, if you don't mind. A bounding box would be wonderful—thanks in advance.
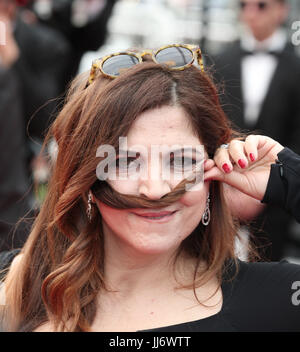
[240,29,287,126]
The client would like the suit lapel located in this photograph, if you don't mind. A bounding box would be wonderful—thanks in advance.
[225,43,245,129]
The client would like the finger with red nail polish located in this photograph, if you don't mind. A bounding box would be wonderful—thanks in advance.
[238,159,247,169]
[214,144,233,174]
[222,163,231,173]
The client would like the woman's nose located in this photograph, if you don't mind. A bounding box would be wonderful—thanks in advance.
[138,177,171,200]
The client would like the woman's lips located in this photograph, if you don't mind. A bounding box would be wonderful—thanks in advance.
[131,210,178,223]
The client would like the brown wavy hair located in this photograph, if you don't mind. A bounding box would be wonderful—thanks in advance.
[2,61,241,332]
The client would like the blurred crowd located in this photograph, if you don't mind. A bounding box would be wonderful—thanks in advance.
[0,0,118,251]
[0,0,300,262]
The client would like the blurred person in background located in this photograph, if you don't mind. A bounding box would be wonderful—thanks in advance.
[0,65,32,251]
[0,0,70,250]
[0,0,70,145]
[31,0,118,92]
[212,0,300,261]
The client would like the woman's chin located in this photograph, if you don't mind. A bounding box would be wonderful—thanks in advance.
[127,238,180,257]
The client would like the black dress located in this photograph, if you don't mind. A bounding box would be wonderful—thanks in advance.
[139,259,300,332]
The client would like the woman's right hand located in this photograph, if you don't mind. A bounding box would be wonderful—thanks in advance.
[204,135,284,202]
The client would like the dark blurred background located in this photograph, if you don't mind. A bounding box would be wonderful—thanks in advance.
[1,0,300,264]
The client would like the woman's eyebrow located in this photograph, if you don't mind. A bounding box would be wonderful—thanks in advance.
[117,149,141,156]
[168,147,204,154]
[117,146,204,154]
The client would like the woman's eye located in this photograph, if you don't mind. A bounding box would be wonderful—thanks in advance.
[169,156,197,170]
[116,157,140,170]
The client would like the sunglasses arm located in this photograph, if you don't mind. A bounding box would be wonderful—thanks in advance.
[88,59,102,85]
[195,49,204,73]
[186,45,204,73]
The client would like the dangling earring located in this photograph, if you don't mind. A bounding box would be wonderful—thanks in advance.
[86,191,93,222]
[201,194,210,226]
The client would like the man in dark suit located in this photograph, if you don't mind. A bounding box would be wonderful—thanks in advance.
[213,0,300,260]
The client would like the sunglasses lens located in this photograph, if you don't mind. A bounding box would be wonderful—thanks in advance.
[155,46,193,68]
[102,54,140,77]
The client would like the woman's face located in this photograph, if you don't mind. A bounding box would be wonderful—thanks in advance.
[94,105,209,255]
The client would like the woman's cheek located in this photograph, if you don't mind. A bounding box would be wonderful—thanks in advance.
[96,201,127,228]
[179,181,208,207]
[108,179,138,195]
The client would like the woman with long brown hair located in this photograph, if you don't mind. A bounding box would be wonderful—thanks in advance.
[1,44,299,332]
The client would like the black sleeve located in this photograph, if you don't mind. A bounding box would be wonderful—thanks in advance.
[262,148,300,223]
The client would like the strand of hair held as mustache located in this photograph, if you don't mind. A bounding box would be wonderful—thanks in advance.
[91,168,203,209]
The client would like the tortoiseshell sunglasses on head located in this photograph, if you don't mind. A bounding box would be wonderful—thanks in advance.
[86,44,204,86]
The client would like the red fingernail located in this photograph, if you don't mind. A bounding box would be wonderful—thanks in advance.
[238,159,247,169]
[222,163,231,173]
[249,153,255,162]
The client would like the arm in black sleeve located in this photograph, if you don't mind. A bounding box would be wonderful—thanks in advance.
[262,147,300,223]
